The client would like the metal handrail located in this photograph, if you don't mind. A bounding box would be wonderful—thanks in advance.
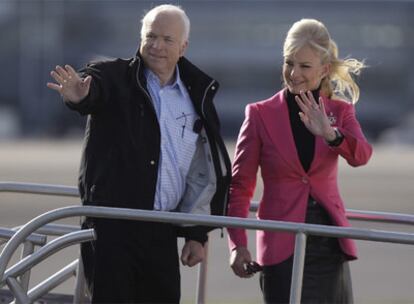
[1,206,414,304]
[249,202,414,226]
[0,228,46,246]
[2,181,413,226]
[0,182,78,197]
[12,260,78,304]
[1,229,95,287]
[8,224,80,237]
[1,181,414,304]
[33,224,80,236]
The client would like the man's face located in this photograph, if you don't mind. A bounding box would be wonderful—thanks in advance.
[140,12,188,80]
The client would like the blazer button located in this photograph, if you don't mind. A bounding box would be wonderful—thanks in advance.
[150,160,156,165]
[301,177,309,184]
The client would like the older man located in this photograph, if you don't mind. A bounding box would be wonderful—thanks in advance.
[47,4,230,303]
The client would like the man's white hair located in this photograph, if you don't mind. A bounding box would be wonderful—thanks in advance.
[140,4,190,43]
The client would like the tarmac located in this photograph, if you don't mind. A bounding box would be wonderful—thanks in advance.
[0,139,413,303]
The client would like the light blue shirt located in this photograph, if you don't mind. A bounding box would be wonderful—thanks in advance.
[145,67,199,211]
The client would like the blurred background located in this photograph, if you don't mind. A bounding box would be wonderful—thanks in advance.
[1,1,414,303]
[1,0,414,142]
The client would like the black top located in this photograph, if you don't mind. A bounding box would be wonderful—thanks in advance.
[285,89,320,172]
[285,90,346,261]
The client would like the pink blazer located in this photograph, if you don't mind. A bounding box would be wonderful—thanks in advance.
[227,89,373,266]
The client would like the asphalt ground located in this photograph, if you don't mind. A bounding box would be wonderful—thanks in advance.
[0,139,413,303]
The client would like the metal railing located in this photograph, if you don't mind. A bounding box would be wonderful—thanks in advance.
[1,181,414,304]
[2,181,414,226]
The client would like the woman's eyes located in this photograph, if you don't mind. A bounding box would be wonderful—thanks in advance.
[285,62,311,69]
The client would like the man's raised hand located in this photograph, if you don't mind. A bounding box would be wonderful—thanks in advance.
[47,65,92,103]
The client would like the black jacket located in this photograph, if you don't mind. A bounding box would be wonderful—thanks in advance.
[66,53,231,241]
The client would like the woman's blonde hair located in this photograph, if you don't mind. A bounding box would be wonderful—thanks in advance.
[283,19,365,104]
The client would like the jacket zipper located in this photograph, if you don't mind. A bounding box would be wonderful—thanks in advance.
[200,80,216,120]
[200,80,227,217]
[135,59,158,119]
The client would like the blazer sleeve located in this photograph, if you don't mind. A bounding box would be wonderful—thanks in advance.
[227,103,262,250]
[332,103,373,167]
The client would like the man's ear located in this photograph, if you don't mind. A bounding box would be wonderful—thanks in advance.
[180,40,189,57]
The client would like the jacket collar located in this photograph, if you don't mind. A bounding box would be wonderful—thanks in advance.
[132,49,217,89]
[132,50,219,115]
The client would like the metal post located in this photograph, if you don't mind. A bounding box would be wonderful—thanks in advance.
[196,235,209,304]
[289,232,307,304]
[73,255,90,304]
[6,277,30,304]
[16,241,34,304]
[25,260,78,304]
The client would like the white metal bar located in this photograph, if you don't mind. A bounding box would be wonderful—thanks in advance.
[2,205,414,283]
[0,182,78,197]
[1,229,95,287]
[24,260,78,304]
[1,205,414,292]
[346,209,414,225]
[33,224,80,236]
[0,228,46,246]
[73,256,90,304]
[1,182,414,304]
[196,235,209,304]
[6,277,30,304]
[17,241,34,302]
[1,182,413,226]
[250,201,414,226]
[289,232,307,304]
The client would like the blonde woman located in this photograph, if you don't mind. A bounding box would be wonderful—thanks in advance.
[227,19,372,303]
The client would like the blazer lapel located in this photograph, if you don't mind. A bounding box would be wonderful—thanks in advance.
[257,90,305,175]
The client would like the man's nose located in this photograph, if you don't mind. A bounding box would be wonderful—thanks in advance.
[151,38,163,49]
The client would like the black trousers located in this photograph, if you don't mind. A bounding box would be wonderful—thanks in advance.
[81,218,180,304]
[259,199,353,304]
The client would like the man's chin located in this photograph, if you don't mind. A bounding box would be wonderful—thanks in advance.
[147,63,165,73]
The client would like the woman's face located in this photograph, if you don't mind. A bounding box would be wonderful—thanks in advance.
[283,45,329,94]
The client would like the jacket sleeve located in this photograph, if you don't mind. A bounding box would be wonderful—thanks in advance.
[176,226,209,245]
[227,103,262,251]
[64,62,110,116]
[331,103,373,167]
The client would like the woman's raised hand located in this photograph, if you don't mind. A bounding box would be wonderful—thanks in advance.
[295,90,336,141]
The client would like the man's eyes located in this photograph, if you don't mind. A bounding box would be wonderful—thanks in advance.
[146,34,174,43]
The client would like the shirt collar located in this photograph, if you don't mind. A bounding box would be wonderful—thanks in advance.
[144,65,187,96]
